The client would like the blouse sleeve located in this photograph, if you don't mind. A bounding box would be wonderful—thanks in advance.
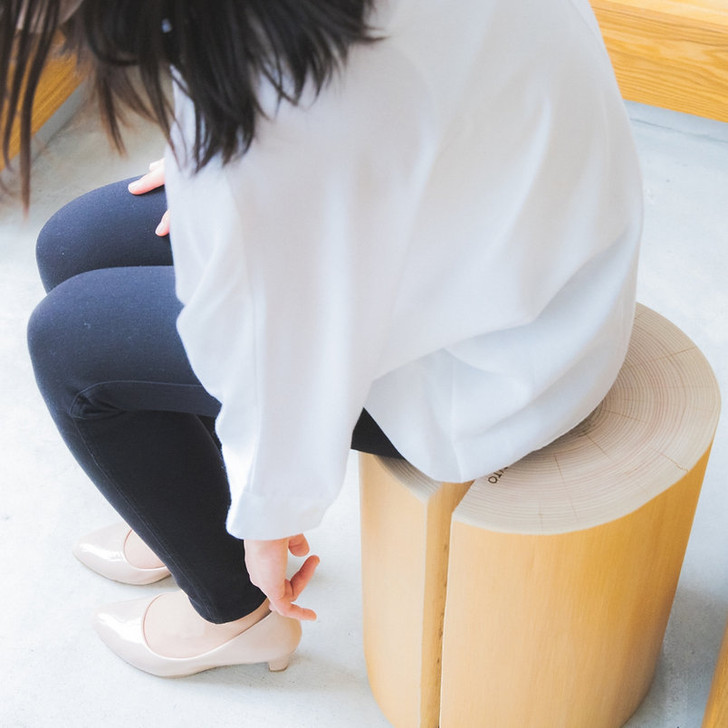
[164,44,437,540]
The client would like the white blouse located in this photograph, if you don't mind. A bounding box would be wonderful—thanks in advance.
[164,0,642,540]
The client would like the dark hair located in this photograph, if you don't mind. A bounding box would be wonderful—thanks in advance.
[1,0,376,205]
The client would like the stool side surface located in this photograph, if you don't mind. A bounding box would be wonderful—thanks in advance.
[441,450,705,727]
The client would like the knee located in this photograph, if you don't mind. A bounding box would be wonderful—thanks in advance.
[28,268,140,418]
[35,185,111,292]
[27,287,66,395]
[35,204,76,292]
[27,279,87,409]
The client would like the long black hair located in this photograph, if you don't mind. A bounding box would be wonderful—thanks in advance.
[1,0,376,205]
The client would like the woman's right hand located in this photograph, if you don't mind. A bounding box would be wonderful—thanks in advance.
[128,159,170,237]
[245,535,320,622]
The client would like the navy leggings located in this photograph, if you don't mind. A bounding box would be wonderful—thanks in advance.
[27,178,401,623]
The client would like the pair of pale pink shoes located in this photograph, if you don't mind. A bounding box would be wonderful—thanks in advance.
[74,523,302,677]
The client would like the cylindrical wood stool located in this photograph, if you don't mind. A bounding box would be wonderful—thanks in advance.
[359,304,720,728]
[703,616,728,727]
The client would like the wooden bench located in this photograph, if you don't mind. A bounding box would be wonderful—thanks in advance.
[592,0,728,121]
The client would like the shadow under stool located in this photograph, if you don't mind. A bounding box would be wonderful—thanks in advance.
[359,303,721,728]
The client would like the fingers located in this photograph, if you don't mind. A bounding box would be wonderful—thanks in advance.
[245,536,319,622]
[127,159,169,236]
[288,533,310,557]
[290,555,320,602]
[128,158,165,195]
[155,210,170,237]
[270,596,318,622]
[272,554,319,621]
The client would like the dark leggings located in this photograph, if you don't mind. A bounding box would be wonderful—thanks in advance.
[27,178,401,623]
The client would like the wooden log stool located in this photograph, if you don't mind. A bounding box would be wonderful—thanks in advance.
[359,304,720,728]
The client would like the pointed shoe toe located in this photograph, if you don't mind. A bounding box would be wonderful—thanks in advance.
[92,596,302,677]
[73,523,171,585]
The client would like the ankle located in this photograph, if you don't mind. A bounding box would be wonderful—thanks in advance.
[123,530,166,570]
[232,599,269,630]
[143,591,270,658]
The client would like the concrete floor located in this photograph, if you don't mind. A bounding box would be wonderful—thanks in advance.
[0,97,726,728]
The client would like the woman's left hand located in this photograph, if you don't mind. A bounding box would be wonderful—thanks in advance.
[245,535,320,621]
[128,159,170,236]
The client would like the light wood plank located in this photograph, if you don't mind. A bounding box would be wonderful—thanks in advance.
[592,0,728,121]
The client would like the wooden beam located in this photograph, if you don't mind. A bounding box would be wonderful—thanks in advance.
[592,0,728,121]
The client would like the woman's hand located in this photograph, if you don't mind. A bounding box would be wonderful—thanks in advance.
[128,159,170,237]
[245,535,320,621]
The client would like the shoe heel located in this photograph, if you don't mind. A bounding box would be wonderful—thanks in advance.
[268,654,292,672]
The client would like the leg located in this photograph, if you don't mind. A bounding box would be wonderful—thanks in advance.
[38,178,220,448]
[36,178,172,292]
[352,409,403,459]
[27,265,265,622]
[33,178,399,622]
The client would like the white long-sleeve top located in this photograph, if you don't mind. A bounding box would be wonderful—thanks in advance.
[164,0,642,540]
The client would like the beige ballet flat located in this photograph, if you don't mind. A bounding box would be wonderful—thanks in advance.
[93,595,302,677]
[73,523,171,585]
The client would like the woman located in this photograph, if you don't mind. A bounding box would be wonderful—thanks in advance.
[2,0,642,677]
